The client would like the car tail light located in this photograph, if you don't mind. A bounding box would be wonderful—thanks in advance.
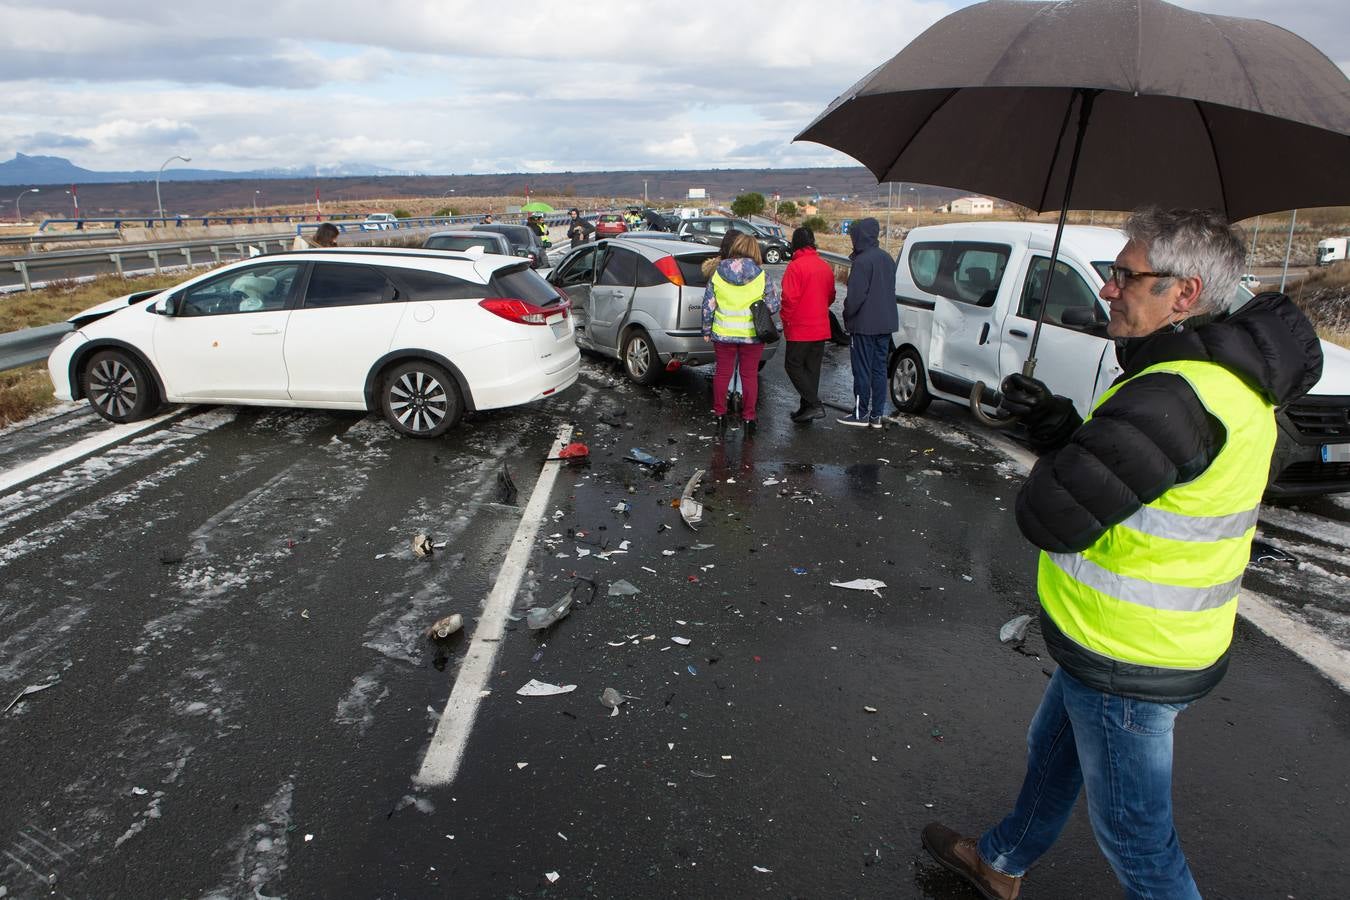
[653,255,685,286]
[479,296,569,326]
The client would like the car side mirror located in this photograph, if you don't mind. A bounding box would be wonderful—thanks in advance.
[155,293,180,316]
[1060,306,1108,335]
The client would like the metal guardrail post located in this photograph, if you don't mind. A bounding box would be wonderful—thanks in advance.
[110,253,124,277]
[148,250,161,274]
[183,247,193,266]
[14,261,31,292]
[211,245,222,263]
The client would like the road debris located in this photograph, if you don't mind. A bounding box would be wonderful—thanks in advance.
[672,636,691,646]
[4,678,58,713]
[546,442,590,462]
[999,614,1032,644]
[545,872,560,884]
[527,590,574,631]
[1249,540,1297,565]
[626,447,669,470]
[680,469,706,530]
[608,579,641,597]
[412,533,434,558]
[516,680,577,697]
[753,865,773,873]
[831,578,886,595]
[426,613,463,640]
[497,465,518,505]
[863,706,878,713]
[600,687,626,716]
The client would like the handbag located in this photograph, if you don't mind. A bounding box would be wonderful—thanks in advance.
[750,299,780,344]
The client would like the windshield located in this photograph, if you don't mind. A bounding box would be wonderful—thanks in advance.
[426,235,500,252]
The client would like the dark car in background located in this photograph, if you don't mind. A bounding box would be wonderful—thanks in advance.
[677,217,792,264]
[471,223,549,268]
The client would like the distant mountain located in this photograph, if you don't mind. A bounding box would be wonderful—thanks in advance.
[0,153,417,186]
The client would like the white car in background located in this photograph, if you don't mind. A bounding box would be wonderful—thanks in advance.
[47,246,579,438]
[362,213,398,231]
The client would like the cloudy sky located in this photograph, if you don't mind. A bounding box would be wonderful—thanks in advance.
[1,0,1346,175]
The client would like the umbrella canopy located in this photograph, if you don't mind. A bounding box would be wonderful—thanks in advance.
[521,202,555,213]
[796,0,1350,220]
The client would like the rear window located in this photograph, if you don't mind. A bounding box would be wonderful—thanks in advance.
[906,241,1011,307]
[386,267,485,301]
[425,235,501,252]
[488,263,562,306]
[675,252,718,288]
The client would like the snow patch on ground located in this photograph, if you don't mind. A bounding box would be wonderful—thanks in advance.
[200,778,294,900]
[335,670,391,735]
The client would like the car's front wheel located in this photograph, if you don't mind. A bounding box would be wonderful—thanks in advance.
[82,349,158,423]
[763,247,783,265]
[381,360,462,438]
[622,329,660,385]
[889,347,932,414]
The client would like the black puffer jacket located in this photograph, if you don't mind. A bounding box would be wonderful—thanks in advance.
[1018,292,1323,701]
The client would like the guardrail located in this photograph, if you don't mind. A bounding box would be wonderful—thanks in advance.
[36,213,361,232]
[0,323,72,372]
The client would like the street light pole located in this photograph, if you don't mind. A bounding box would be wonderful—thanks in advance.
[155,155,191,223]
[15,188,39,222]
[1280,210,1299,293]
[253,190,261,215]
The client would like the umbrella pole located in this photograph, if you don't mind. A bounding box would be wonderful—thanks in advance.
[970,88,1099,427]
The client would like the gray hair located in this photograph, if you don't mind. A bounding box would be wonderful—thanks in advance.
[1124,207,1245,317]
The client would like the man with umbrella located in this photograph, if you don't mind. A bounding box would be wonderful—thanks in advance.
[923,207,1321,898]
[795,0,1345,895]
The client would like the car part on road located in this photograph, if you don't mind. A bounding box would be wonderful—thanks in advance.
[889,346,932,414]
[607,579,641,597]
[4,678,59,713]
[498,465,518,505]
[526,589,575,631]
[515,680,577,697]
[381,360,462,438]
[82,348,157,423]
[680,468,706,530]
[600,687,627,716]
[545,441,590,462]
[426,613,463,639]
[1000,614,1033,644]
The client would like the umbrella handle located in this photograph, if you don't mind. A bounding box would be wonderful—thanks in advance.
[969,381,1020,429]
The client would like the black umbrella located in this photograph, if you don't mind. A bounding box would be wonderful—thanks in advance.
[797,0,1350,418]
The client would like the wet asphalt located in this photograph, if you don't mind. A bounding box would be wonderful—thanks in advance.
[1,337,1348,899]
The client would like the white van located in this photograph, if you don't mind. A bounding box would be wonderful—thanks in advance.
[889,222,1350,496]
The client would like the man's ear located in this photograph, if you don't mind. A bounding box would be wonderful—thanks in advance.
[1173,275,1204,316]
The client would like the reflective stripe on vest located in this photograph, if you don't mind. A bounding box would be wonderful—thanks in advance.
[1038,360,1274,670]
[710,271,765,340]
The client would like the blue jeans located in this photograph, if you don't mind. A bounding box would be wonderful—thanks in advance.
[849,333,890,419]
[978,669,1200,900]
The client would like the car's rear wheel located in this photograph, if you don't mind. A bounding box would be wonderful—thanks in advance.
[763,247,783,265]
[622,329,660,385]
[381,360,462,438]
[889,346,932,414]
[82,349,158,423]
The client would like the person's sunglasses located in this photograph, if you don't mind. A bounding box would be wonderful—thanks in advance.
[1108,264,1174,289]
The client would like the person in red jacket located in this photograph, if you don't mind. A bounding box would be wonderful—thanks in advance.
[779,227,836,422]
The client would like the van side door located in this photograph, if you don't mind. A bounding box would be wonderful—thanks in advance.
[917,241,1013,403]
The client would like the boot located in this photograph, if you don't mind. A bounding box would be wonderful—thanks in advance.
[715,415,727,436]
[921,823,1021,900]
[743,419,757,437]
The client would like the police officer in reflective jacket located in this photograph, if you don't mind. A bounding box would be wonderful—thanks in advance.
[922,207,1323,900]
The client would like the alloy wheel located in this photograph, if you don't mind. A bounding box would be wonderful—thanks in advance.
[89,357,139,418]
[389,370,449,434]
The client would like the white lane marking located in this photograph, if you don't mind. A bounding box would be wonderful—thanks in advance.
[0,407,191,494]
[971,421,1350,695]
[414,423,573,787]
[1239,590,1350,693]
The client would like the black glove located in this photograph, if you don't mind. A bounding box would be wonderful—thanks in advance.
[999,373,1053,419]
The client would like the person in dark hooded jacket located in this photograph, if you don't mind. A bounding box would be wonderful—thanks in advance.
[839,217,898,427]
[922,208,1323,900]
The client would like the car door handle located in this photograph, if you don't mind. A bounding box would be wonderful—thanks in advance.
[251,327,282,335]
[1009,328,1029,338]
[978,323,991,345]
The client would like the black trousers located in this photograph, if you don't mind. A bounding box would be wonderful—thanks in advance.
[784,340,826,409]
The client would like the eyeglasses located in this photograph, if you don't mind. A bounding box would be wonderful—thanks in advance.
[1107,264,1174,289]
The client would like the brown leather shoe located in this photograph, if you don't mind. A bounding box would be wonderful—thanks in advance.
[921,822,1022,900]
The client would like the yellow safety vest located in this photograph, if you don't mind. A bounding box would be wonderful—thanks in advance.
[710,271,765,340]
[1038,360,1274,670]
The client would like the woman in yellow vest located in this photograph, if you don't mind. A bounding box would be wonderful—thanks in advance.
[922,208,1323,900]
[701,232,780,436]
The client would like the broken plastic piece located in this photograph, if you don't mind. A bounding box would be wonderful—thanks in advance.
[863,706,878,713]
[608,579,641,597]
[1249,540,1297,565]
[412,533,433,557]
[526,590,575,631]
[516,680,577,697]
[672,636,691,646]
[546,442,590,462]
[497,465,518,505]
[791,566,808,575]
[1000,614,1032,644]
[426,613,464,640]
[612,501,631,515]
[545,872,560,884]
[4,679,58,713]
[830,578,886,594]
[680,469,706,530]
[627,447,667,467]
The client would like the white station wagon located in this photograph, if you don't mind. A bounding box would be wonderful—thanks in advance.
[48,246,580,437]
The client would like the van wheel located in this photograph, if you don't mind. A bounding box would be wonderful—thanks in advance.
[622,329,660,385]
[82,349,158,423]
[381,361,462,437]
[889,347,932,414]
